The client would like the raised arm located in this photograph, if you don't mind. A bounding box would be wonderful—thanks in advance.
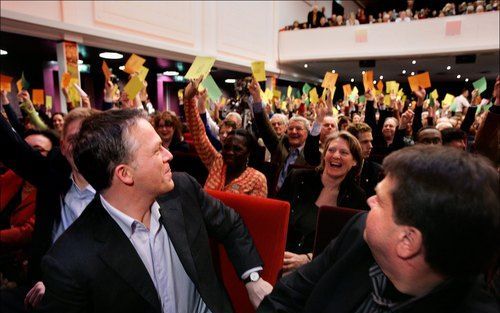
[248,78,280,152]
[183,78,220,168]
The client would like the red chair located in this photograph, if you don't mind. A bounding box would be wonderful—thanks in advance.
[207,190,290,313]
[312,205,363,257]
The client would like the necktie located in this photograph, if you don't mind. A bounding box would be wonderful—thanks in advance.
[277,149,299,189]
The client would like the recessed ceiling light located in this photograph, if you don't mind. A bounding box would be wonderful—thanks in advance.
[411,72,415,76]
[78,60,83,64]
[379,75,384,80]
[361,71,366,75]
[411,60,416,64]
[465,78,469,82]
[402,70,406,74]
[446,65,451,70]
[99,52,123,60]
[350,78,354,82]
[225,78,236,83]
[373,80,377,84]
[331,69,335,73]
[163,70,179,76]
[456,74,461,79]
[0,49,8,55]
[119,65,125,71]
[304,64,308,68]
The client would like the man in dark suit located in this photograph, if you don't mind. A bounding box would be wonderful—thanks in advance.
[0,103,96,309]
[258,145,499,313]
[307,5,325,28]
[248,79,317,196]
[37,106,272,312]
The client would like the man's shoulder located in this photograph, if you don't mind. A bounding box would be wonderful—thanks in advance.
[44,199,101,262]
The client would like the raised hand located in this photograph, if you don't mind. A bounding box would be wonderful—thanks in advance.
[184,75,203,100]
[248,77,262,103]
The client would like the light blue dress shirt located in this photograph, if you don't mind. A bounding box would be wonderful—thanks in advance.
[52,176,95,243]
[100,196,211,313]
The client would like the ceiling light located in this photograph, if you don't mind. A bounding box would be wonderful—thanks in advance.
[163,70,179,76]
[78,60,83,64]
[411,60,416,64]
[373,80,377,84]
[350,78,354,82]
[331,69,335,73]
[304,64,308,68]
[456,74,461,79]
[446,65,451,70]
[411,72,415,76]
[361,71,366,75]
[465,78,469,82]
[379,75,384,80]
[0,49,8,55]
[99,52,123,59]
[225,78,236,84]
[119,65,125,71]
[402,70,406,74]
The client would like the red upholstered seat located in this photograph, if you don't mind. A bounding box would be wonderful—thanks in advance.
[207,190,290,313]
[312,205,363,257]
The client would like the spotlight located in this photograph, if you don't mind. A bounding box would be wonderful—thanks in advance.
[446,65,451,70]
[350,78,354,82]
[411,60,416,64]
[163,71,180,76]
[99,52,123,59]
[456,74,461,79]
[402,70,406,74]
[304,64,308,68]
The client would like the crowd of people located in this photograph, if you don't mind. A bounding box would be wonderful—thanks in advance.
[283,0,498,31]
[0,59,499,312]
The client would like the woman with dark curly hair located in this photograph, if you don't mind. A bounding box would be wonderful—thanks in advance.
[183,77,267,197]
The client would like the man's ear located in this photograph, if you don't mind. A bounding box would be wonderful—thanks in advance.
[396,226,423,260]
[114,164,134,186]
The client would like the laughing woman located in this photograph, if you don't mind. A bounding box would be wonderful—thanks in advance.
[278,131,366,272]
[184,77,267,197]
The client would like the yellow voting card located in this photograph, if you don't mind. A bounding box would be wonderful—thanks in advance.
[124,76,143,99]
[321,72,338,91]
[251,61,266,82]
[185,56,216,80]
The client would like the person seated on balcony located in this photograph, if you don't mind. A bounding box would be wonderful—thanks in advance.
[291,20,300,30]
[184,78,267,198]
[258,145,499,313]
[395,10,412,22]
[357,8,368,24]
[319,16,329,27]
[307,5,325,28]
[277,132,366,273]
[346,12,360,26]
[327,14,337,26]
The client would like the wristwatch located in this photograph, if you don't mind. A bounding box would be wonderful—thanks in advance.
[243,271,261,284]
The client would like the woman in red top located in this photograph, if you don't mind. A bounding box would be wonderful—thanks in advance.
[184,77,267,197]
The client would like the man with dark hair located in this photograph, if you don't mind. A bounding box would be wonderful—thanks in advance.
[441,127,467,150]
[258,145,499,313]
[38,108,271,313]
[346,122,382,197]
[416,126,443,145]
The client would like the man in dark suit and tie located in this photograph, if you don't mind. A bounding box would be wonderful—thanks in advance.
[37,103,272,312]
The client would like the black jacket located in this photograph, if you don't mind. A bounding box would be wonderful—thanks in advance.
[0,115,72,282]
[258,213,499,313]
[278,168,366,254]
[38,172,262,313]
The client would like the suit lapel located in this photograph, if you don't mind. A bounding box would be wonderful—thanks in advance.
[91,198,161,311]
[157,191,199,284]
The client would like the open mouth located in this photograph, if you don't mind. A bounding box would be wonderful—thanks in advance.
[329,162,342,168]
